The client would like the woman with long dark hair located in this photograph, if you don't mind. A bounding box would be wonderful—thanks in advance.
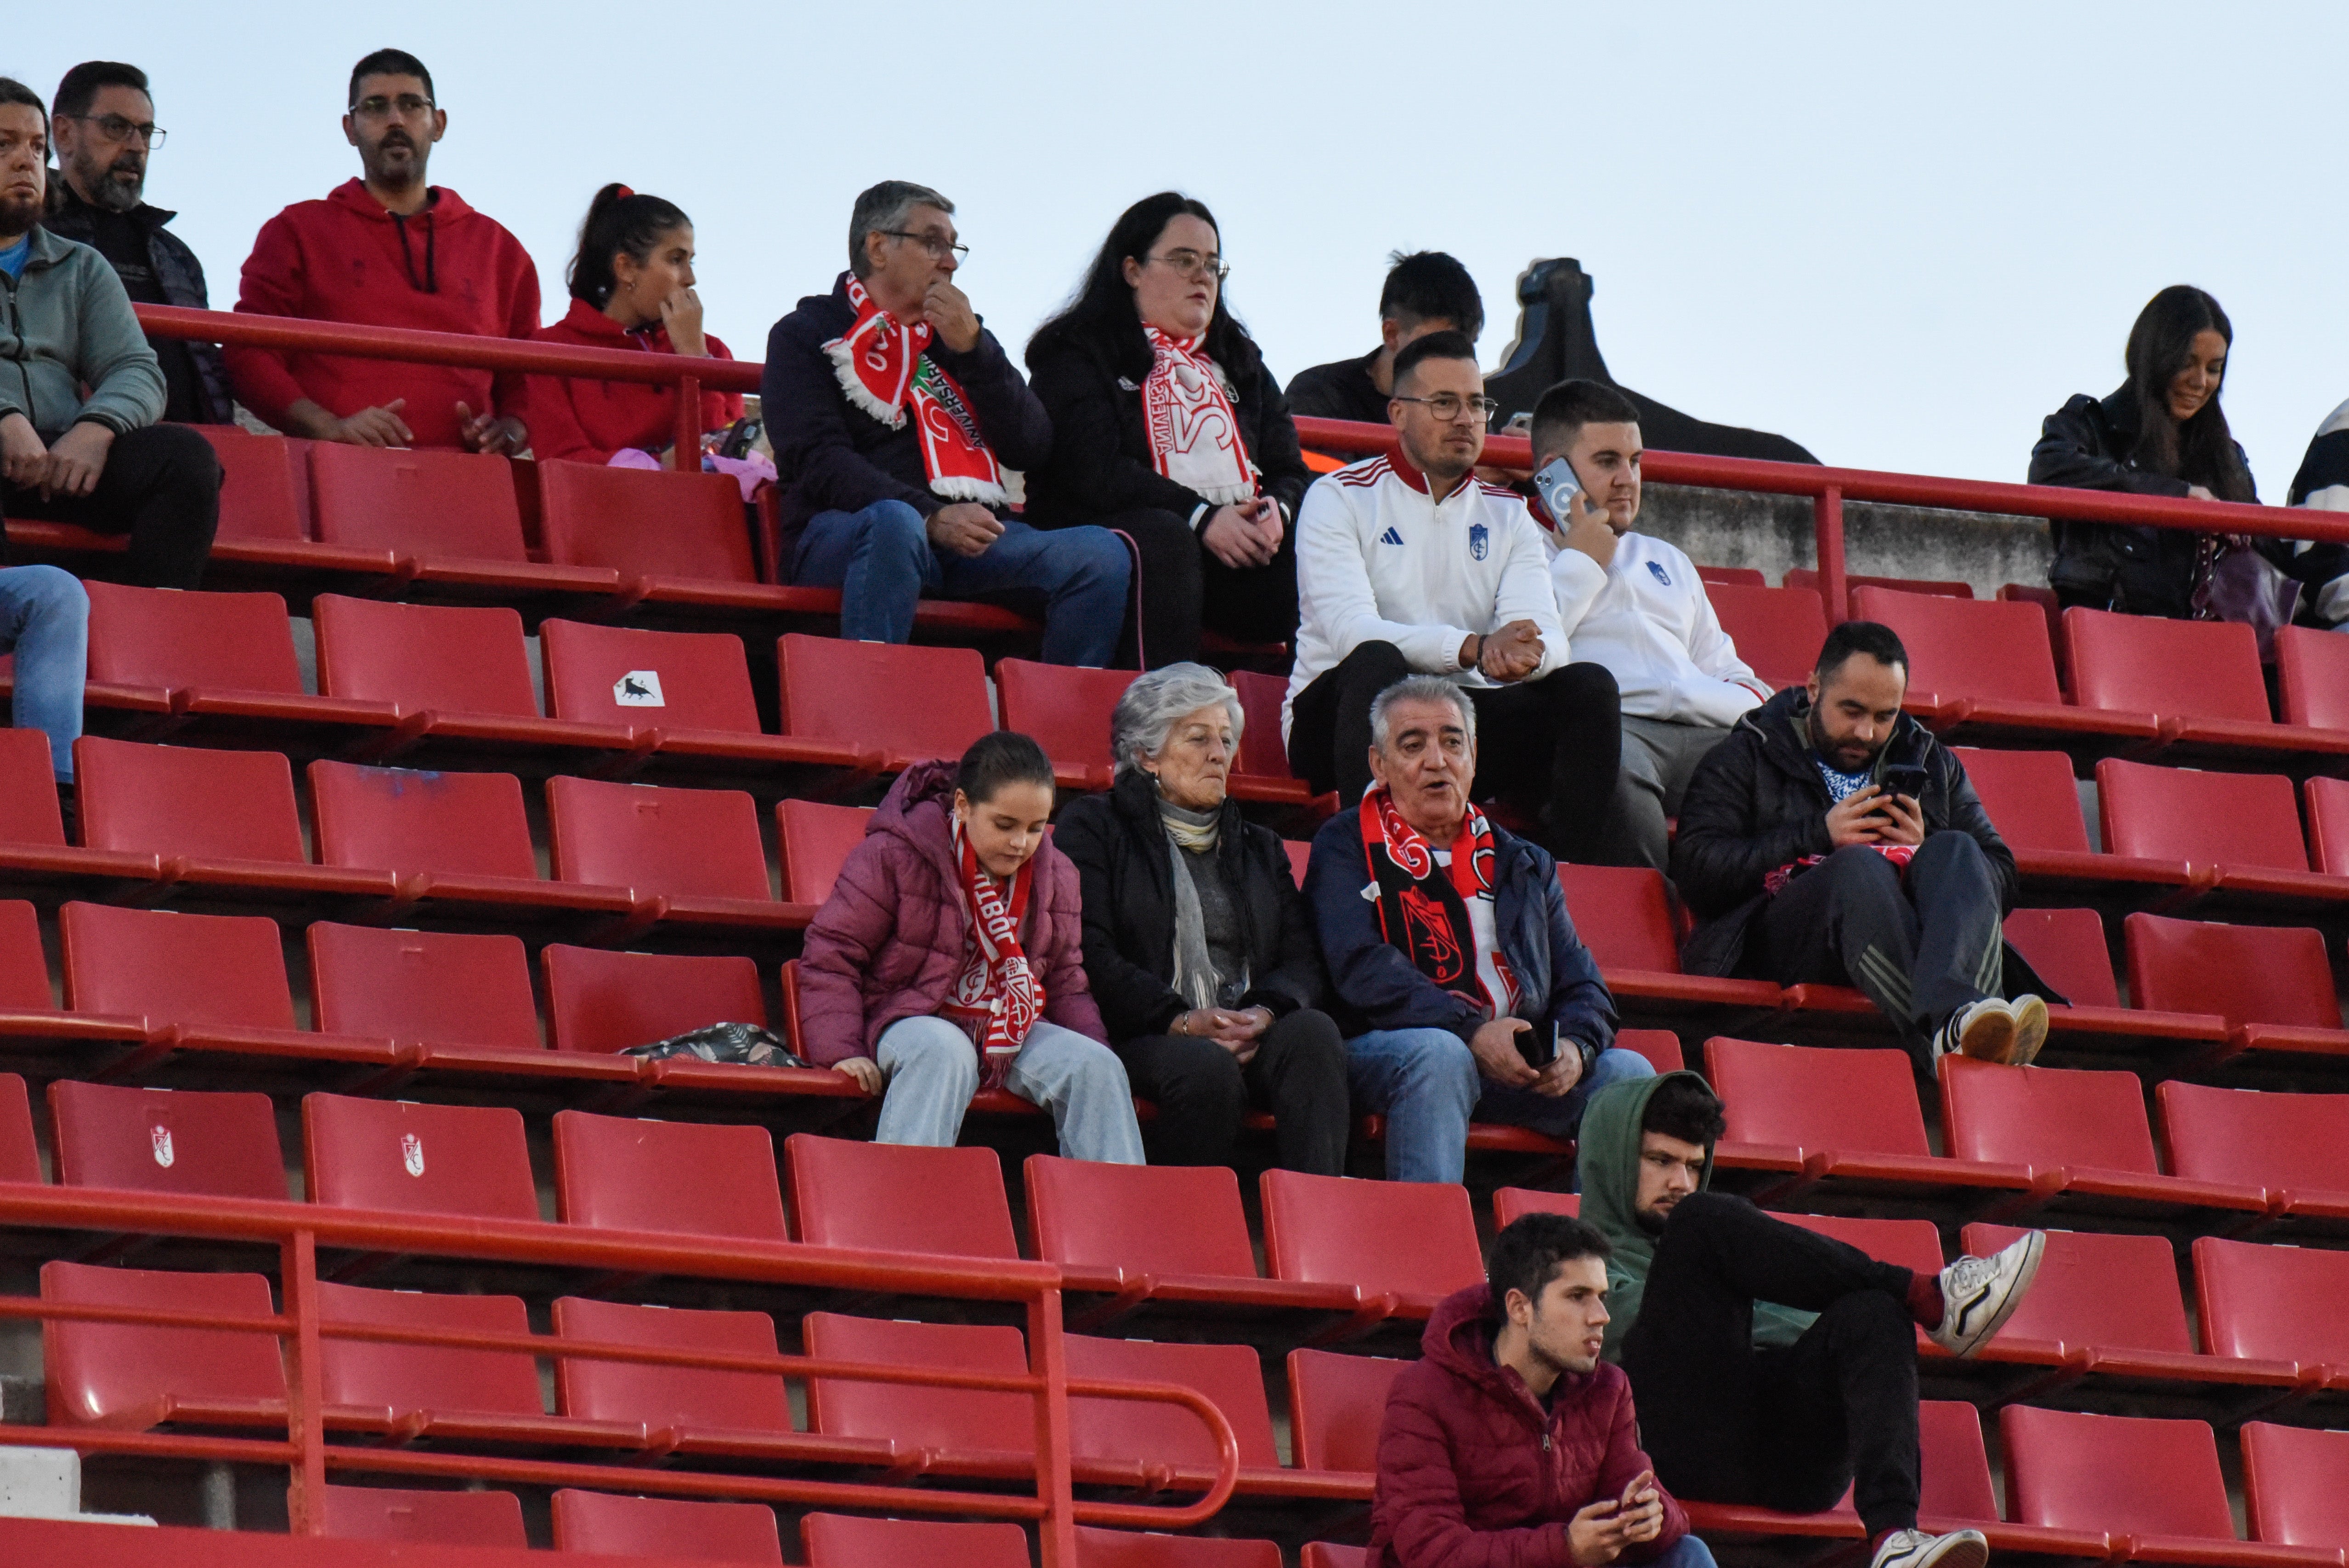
[1025,193,1311,666]
[2030,284,2264,616]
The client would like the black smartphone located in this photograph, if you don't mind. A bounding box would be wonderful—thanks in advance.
[1513,1023,1559,1069]
[1879,763,1929,802]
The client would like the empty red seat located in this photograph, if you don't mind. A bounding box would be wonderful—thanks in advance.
[1779,1213,1945,1277]
[540,617,764,740]
[1695,565,1767,587]
[995,658,1138,787]
[1077,1528,1281,1568]
[1554,863,1781,1008]
[1789,569,1973,600]
[802,1512,1026,1568]
[195,427,306,543]
[1259,1170,1484,1311]
[2241,1421,2349,1550]
[1851,586,2152,744]
[1065,1332,1281,1474]
[2098,759,2332,903]
[1701,583,1828,690]
[2158,1080,2349,1214]
[0,728,70,847]
[320,1485,526,1548]
[1999,909,2119,1009]
[2302,777,2349,877]
[1615,1029,1686,1072]
[77,736,390,896]
[2275,625,2349,731]
[310,593,620,756]
[317,1280,544,1426]
[552,1295,790,1438]
[307,922,541,1052]
[2064,608,2315,750]
[2000,1404,2236,1545]
[777,800,873,905]
[802,1311,1028,1457]
[1491,1188,1579,1226]
[0,1072,33,1184]
[785,1134,1016,1258]
[1957,1223,2206,1369]
[552,1489,783,1563]
[83,580,375,729]
[2125,912,2346,1066]
[541,944,767,1055]
[47,1080,284,1200]
[1950,747,2093,855]
[310,759,628,917]
[555,1110,786,1242]
[1705,1037,1977,1195]
[302,1092,537,1222]
[537,460,758,586]
[41,1258,284,1428]
[309,444,526,563]
[1228,668,1297,780]
[61,900,294,1033]
[2192,1234,2349,1370]
[1287,1348,1405,1473]
[547,775,786,928]
[778,634,991,771]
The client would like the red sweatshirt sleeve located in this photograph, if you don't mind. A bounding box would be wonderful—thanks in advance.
[1375,1366,1574,1568]
[1594,1375,1689,1562]
[226,211,314,430]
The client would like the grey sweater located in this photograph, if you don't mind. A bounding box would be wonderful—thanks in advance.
[0,226,165,439]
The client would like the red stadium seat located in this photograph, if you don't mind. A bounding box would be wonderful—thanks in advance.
[61,900,295,1033]
[1696,565,1766,588]
[1491,1189,1579,1225]
[1301,1547,1366,1568]
[555,1110,787,1242]
[1950,747,2187,898]
[82,580,384,731]
[1700,583,1828,690]
[1849,586,2154,745]
[1788,569,1973,600]
[1616,1029,1686,1071]
[537,460,760,587]
[785,1134,1017,1258]
[2194,1234,2349,1385]
[1999,1404,2237,1548]
[311,444,613,594]
[1282,838,1309,887]
[301,1092,537,1222]
[1077,1528,1282,1568]
[0,1072,33,1184]
[777,800,873,905]
[546,775,793,931]
[2302,777,2349,877]
[542,944,767,1055]
[1779,1213,1945,1277]
[1287,1348,1405,1473]
[0,728,72,848]
[316,1281,545,1430]
[1554,863,1782,1009]
[1228,669,1296,781]
[1702,1037,2014,1200]
[778,634,993,773]
[2275,625,2349,732]
[196,427,307,543]
[1065,1333,1282,1474]
[1259,1170,1485,1313]
[2241,1421,2349,1550]
[995,657,1137,789]
[551,1296,800,1456]
[2097,759,2339,907]
[1999,908,2117,1008]
[320,1485,526,1548]
[539,618,854,776]
[552,1489,783,1563]
[802,1311,1028,1459]
[307,923,542,1053]
[41,1259,284,1428]
[2067,606,2336,765]
[802,1513,1026,1568]
[47,1081,284,1200]
[2158,1081,2349,1228]
[1999,582,2065,665]
[2124,912,2349,1067]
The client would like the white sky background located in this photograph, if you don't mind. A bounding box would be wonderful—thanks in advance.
[16,1,2348,490]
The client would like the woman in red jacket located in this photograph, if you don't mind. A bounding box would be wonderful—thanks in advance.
[525,183,742,464]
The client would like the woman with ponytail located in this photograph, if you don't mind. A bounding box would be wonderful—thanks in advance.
[524,183,743,464]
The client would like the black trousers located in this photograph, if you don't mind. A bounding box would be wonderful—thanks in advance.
[1285,640,1622,862]
[1063,506,1300,669]
[1621,1193,1923,1539]
[0,423,221,589]
[1115,1007,1347,1174]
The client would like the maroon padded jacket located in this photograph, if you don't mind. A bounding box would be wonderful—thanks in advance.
[1370,1285,1689,1568]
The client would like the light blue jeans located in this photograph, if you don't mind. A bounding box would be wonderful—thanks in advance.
[1344,1027,1656,1183]
[0,565,88,782]
[794,498,1131,667]
[1650,1534,1717,1568]
[874,1014,1144,1163]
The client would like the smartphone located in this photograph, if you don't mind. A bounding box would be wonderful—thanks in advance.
[1530,458,1583,528]
[1513,1022,1559,1069]
[1879,763,1929,803]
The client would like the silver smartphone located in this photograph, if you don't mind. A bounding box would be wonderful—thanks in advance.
[1530,457,1583,527]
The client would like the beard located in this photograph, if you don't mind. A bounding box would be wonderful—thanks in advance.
[67,150,144,212]
[0,189,40,235]
[1806,704,1879,772]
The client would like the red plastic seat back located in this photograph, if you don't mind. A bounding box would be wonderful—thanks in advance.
[554,1489,782,1564]
[1282,839,1310,887]
[1024,1154,1259,1279]
[0,901,47,1011]
[310,444,527,561]
[555,1110,786,1242]
[307,922,540,1050]
[308,760,541,880]
[802,1513,1025,1568]
[1940,1055,2160,1175]
[320,1485,526,1548]
[1617,1029,1686,1072]
[312,595,541,718]
[0,1073,34,1184]
[2275,625,2349,731]
[2000,1404,2234,1539]
[1790,569,1973,600]
[48,1081,284,1200]
[78,736,308,863]
[195,427,306,542]
[302,1093,538,1222]
[1301,1547,1367,1568]
[537,460,756,582]
[785,1134,1017,1258]
[1077,1528,1280,1568]
[1556,863,1683,971]
[61,901,294,1032]
[1696,566,1766,587]
[85,580,304,694]
[1962,1223,2191,1354]
[2158,1080,2349,1195]
[2001,908,2120,1009]
[1258,1170,1485,1298]
[802,1312,1030,1453]
[40,1259,284,1427]
[2242,1421,2349,1549]
[0,730,66,847]
[2065,606,2269,722]
[2196,1234,2349,1367]
[778,634,992,766]
[1850,586,2062,705]
[542,944,766,1054]
[1492,1189,1579,1226]
[1779,1213,1945,1277]
[2096,758,2309,871]
[1951,747,2089,854]
[1704,1037,1932,1157]
[1702,583,1829,689]
[541,617,761,732]
[552,1295,789,1433]
[777,800,874,905]
[316,1281,542,1417]
[547,776,771,900]
[1286,1349,1405,1472]
[1917,1400,2001,1523]
[2124,912,2338,1030]
[1066,1333,1280,1469]
[996,658,1138,773]
[1227,669,1298,779]
[2302,776,2349,877]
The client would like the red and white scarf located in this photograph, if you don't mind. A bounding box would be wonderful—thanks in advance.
[1358,787,1519,1019]
[942,818,1044,1087]
[1141,325,1257,506]
[824,276,1007,505]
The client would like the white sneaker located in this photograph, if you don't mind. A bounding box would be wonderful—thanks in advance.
[1934,998,2019,1064]
[2007,993,2049,1067]
[1869,1528,1988,1568]
[1927,1230,2046,1359]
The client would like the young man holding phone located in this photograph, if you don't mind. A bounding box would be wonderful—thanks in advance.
[1371,1210,1715,1568]
[1667,621,2051,1068]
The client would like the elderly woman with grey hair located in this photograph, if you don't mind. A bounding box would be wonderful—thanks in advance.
[1053,664,1349,1172]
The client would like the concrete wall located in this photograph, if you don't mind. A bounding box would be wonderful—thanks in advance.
[1638,482,2054,600]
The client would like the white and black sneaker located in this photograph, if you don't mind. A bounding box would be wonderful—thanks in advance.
[2006,993,2049,1067]
[1927,1230,2046,1359]
[1869,1527,1989,1568]
[1934,998,2027,1065]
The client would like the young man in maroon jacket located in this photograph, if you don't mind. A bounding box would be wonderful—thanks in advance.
[1371,1213,1715,1568]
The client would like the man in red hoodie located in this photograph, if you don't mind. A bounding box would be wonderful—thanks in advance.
[227,49,539,453]
[1373,1212,1714,1568]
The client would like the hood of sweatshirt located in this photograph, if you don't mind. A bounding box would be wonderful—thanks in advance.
[1576,1070,1712,1361]
[868,759,963,886]
[323,178,480,294]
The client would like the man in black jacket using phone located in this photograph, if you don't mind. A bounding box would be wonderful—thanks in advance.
[1669,621,2050,1069]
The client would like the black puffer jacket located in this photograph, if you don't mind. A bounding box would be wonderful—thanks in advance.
[1670,689,2038,990]
[1052,769,1326,1042]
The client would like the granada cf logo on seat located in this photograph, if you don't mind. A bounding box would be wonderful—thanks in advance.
[401,1132,426,1178]
[150,1125,174,1169]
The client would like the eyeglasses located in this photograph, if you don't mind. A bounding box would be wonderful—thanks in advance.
[1146,249,1228,283]
[67,113,165,148]
[880,230,969,262]
[1392,394,1499,424]
[350,94,436,121]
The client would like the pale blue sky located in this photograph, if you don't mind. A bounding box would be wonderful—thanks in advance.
[18,2,2347,490]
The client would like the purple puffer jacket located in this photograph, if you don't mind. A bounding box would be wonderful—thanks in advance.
[797,760,1106,1068]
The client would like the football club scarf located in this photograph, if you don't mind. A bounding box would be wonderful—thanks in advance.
[943,817,1043,1087]
[1358,787,1518,1017]
[824,275,1006,504]
[1141,325,1257,506]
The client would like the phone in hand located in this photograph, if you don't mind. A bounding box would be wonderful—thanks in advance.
[1513,1022,1559,1069]
[1619,1469,1655,1511]
[1530,458,1584,528]
[1879,762,1930,805]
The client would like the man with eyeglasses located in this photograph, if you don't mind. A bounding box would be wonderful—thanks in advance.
[764,180,1130,665]
[228,49,539,453]
[1285,330,1623,862]
[45,62,229,426]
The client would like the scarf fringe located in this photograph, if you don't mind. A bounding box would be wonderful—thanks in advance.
[823,337,910,429]
[928,472,1010,506]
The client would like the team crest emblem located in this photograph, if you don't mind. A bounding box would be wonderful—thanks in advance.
[1648,560,1671,585]
[1468,522,1489,560]
[150,1125,174,1168]
[401,1133,426,1178]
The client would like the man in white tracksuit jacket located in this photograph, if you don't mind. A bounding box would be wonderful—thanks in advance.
[1527,380,1773,869]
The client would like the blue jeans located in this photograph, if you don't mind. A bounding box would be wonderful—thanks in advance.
[794,499,1131,667]
[0,566,87,782]
[1649,1534,1717,1568]
[873,1014,1144,1163]
[1345,1027,1656,1184]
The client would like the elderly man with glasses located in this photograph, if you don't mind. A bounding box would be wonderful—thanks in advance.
[764,179,1130,664]
[1284,330,1623,861]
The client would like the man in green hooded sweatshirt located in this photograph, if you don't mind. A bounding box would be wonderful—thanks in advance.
[1576,1071,2044,1568]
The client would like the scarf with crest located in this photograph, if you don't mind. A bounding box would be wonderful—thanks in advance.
[941,816,1044,1087]
[1141,325,1257,506]
[824,276,1006,504]
[1358,787,1517,1018]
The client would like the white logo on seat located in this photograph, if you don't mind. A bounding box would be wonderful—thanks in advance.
[401,1132,426,1178]
[151,1126,174,1168]
[614,670,665,707]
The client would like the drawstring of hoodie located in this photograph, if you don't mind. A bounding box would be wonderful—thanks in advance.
[391,209,438,294]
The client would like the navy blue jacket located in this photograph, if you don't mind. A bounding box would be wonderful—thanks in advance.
[1305,808,1617,1052]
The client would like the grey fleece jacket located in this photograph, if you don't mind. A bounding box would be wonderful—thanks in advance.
[0,226,165,440]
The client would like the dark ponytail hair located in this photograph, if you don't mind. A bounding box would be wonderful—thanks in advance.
[955,730,1056,806]
[2123,285,2255,502]
[567,182,691,308]
[1027,191,1260,384]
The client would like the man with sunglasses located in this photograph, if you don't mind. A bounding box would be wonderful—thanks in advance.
[46,62,228,426]
[228,49,539,453]
[1286,331,1623,861]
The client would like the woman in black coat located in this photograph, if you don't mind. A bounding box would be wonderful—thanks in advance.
[1052,664,1347,1172]
[1025,193,1312,668]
